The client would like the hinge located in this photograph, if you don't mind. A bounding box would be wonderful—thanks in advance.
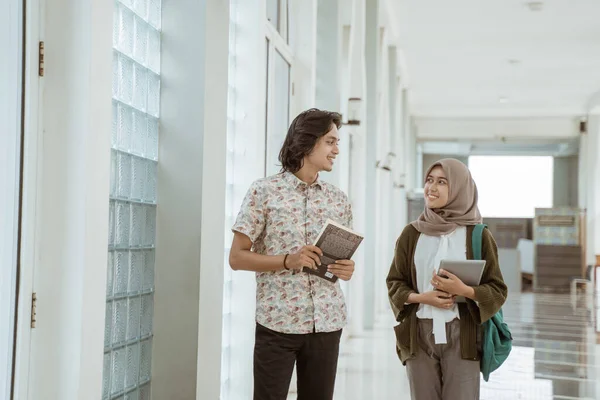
[31,293,37,328]
[291,82,295,96]
[38,42,44,77]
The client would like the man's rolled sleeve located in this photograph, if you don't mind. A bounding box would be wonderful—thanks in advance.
[232,181,266,243]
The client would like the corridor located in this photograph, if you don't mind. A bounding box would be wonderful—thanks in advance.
[290,292,600,400]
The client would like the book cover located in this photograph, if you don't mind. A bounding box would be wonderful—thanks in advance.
[303,219,364,283]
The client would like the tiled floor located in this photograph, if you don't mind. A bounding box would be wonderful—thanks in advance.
[288,292,600,399]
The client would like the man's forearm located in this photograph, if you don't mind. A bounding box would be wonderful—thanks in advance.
[230,249,286,272]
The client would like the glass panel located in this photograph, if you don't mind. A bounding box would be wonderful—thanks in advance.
[148,0,161,29]
[139,339,152,382]
[125,390,139,400]
[103,352,112,399]
[118,56,134,106]
[140,294,153,337]
[133,0,148,19]
[147,28,161,73]
[108,200,116,246]
[266,0,278,29]
[146,118,158,161]
[125,343,140,390]
[114,250,130,296]
[115,202,131,247]
[266,50,290,176]
[139,383,151,400]
[142,250,154,291]
[264,39,269,177]
[132,112,147,157]
[112,299,128,345]
[147,72,160,117]
[104,301,113,348]
[107,1,160,398]
[131,157,145,202]
[143,164,157,203]
[111,348,127,394]
[129,250,143,292]
[118,5,135,56]
[117,104,133,151]
[132,64,148,112]
[107,251,115,296]
[127,297,141,340]
[133,16,149,66]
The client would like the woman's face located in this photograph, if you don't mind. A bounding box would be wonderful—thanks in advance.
[424,166,449,209]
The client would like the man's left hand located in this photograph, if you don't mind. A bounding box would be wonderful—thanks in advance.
[327,259,355,281]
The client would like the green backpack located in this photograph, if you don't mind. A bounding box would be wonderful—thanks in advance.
[472,224,512,382]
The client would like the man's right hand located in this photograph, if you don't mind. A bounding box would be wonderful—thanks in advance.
[418,290,456,309]
[285,245,323,270]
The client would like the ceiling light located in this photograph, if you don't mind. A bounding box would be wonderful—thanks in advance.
[498,97,509,104]
[508,59,521,65]
[526,2,543,11]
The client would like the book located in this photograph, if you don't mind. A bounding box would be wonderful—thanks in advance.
[303,219,364,283]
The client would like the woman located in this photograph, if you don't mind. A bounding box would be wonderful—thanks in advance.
[386,158,507,400]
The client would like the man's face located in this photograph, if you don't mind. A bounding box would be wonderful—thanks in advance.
[304,125,340,172]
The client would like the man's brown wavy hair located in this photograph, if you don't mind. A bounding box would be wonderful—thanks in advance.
[278,108,342,173]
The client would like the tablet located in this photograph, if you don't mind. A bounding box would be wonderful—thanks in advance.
[438,259,486,287]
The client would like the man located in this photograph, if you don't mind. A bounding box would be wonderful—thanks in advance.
[229,108,355,400]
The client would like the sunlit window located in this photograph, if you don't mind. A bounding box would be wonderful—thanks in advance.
[468,156,553,218]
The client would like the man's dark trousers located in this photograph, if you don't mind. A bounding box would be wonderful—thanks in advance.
[253,323,342,400]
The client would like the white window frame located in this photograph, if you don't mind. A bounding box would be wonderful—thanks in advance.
[0,0,24,397]
[263,17,294,177]
[12,0,42,396]
[266,0,289,45]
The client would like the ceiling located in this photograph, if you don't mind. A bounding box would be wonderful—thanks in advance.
[420,137,579,157]
[393,0,600,118]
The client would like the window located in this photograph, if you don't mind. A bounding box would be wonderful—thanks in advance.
[104,0,161,398]
[221,3,294,398]
[468,156,553,218]
[266,0,289,42]
[264,12,292,176]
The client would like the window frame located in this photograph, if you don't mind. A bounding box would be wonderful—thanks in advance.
[263,17,293,177]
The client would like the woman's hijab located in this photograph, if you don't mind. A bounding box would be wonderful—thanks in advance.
[411,158,482,236]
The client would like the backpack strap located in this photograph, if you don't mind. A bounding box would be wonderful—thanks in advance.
[472,224,487,260]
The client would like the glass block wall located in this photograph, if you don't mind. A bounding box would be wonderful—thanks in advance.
[104,0,161,399]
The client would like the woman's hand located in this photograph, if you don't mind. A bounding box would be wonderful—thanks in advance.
[327,259,355,281]
[417,290,456,309]
[431,269,473,298]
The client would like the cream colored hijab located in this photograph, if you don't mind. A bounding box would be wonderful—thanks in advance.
[411,158,482,236]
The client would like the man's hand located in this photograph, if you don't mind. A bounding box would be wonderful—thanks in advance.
[418,290,456,309]
[285,245,323,270]
[327,259,355,281]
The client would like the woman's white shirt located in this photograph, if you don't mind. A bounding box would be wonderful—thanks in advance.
[414,226,467,344]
